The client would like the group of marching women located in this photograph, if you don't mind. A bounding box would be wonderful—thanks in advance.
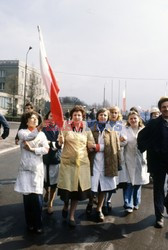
[14,105,150,233]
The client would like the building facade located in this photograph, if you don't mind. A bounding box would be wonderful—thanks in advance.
[0,60,48,115]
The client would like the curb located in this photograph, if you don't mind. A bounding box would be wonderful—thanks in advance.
[0,146,19,155]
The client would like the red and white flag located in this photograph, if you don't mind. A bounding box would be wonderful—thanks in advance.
[37,25,64,128]
[122,89,126,113]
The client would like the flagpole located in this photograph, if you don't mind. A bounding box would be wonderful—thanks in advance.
[125,80,127,111]
[103,84,105,107]
[118,80,120,108]
[165,81,168,96]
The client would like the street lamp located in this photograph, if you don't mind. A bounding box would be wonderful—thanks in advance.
[23,46,32,112]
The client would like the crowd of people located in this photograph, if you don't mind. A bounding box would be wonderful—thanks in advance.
[1,96,168,233]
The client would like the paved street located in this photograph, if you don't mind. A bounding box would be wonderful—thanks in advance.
[0,148,168,250]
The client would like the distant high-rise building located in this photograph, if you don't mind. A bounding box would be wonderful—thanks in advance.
[0,60,48,115]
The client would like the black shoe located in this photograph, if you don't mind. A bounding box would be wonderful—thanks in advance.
[155,218,164,228]
[86,204,93,216]
[69,219,76,228]
[62,209,68,219]
[96,211,104,222]
[102,206,109,216]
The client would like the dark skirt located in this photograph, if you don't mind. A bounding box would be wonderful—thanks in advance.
[44,164,57,188]
[58,185,91,203]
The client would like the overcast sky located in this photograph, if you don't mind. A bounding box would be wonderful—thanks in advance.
[1,0,168,110]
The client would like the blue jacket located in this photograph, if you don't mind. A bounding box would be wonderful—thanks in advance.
[0,114,9,139]
[42,126,61,165]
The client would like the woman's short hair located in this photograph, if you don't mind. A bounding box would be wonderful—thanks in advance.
[22,111,39,128]
[96,108,109,120]
[126,111,144,128]
[70,105,86,119]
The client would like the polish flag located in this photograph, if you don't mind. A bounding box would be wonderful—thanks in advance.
[122,89,126,113]
[37,25,64,128]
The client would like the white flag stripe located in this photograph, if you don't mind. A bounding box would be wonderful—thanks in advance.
[38,25,52,95]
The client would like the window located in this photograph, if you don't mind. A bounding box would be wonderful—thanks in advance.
[0,82,5,90]
[0,70,6,77]
[0,96,11,109]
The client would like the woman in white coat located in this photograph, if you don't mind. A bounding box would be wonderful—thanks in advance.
[14,111,49,233]
[87,108,121,222]
[103,106,123,214]
[122,111,149,213]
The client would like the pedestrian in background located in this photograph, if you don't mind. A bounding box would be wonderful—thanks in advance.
[149,107,160,120]
[14,111,49,233]
[64,109,70,121]
[0,113,9,140]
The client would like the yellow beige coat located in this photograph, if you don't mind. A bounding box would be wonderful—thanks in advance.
[57,126,94,192]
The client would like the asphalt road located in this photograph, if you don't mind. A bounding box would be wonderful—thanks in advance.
[0,149,168,250]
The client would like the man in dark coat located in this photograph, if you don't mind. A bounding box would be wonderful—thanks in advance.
[137,96,168,228]
[0,113,9,140]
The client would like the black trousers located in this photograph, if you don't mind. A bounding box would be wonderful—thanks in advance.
[152,169,167,220]
[23,193,43,229]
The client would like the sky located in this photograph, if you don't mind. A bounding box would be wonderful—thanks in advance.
[1,0,168,110]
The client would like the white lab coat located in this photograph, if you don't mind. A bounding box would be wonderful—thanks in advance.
[91,130,117,192]
[122,126,149,185]
[14,128,49,194]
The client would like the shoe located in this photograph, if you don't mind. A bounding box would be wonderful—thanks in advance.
[155,218,164,228]
[86,204,93,216]
[69,219,76,228]
[62,209,68,219]
[102,206,109,216]
[125,208,133,213]
[47,206,53,214]
[134,205,139,210]
[96,211,104,222]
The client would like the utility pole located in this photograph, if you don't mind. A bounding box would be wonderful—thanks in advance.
[111,80,113,106]
[103,84,105,107]
[165,81,168,96]
[23,46,32,112]
[118,80,120,108]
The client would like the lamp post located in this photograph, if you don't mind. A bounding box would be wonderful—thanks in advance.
[23,46,32,112]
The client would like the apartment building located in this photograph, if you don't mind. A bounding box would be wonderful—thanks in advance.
[0,60,48,115]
